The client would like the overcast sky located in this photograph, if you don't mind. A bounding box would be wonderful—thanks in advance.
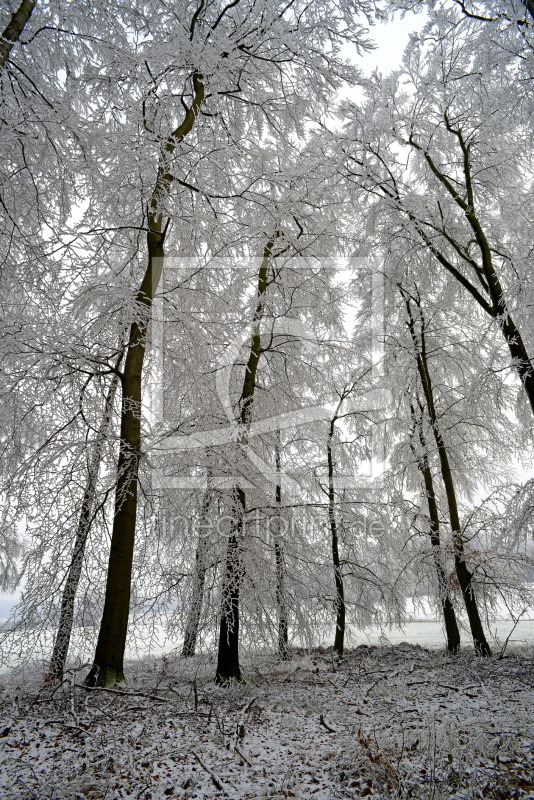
[362,10,427,75]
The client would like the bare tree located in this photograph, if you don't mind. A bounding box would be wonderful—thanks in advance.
[216,237,276,683]
[49,369,121,682]
[408,398,461,653]
[87,71,205,687]
[181,482,212,658]
[273,436,289,660]
[402,288,491,655]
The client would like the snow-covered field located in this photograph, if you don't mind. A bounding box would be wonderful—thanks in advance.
[1,644,533,800]
[2,617,534,675]
[353,619,534,652]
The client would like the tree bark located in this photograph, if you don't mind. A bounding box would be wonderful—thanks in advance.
[274,439,289,660]
[404,293,491,656]
[0,0,36,69]
[409,401,460,654]
[215,238,275,683]
[49,372,120,682]
[215,486,245,683]
[181,489,212,657]
[327,418,345,657]
[87,73,204,687]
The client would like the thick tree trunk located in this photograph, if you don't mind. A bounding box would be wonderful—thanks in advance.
[404,294,491,656]
[182,490,211,657]
[410,403,460,654]
[0,0,36,69]
[499,314,534,416]
[87,241,162,687]
[215,487,245,683]
[327,419,345,657]
[86,74,204,687]
[215,239,274,683]
[478,230,534,414]
[274,441,289,661]
[49,373,120,682]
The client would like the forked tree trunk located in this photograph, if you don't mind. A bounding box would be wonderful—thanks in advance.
[435,439,491,655]
[410,401,460,654]
[215,238,275,683]
[274,440,289,660]
[404,292,491,656]
[87,74,204,687]
[327,418,345,657]
[182,489,212,657]
[0,0,36,69]
[49,372,120,682]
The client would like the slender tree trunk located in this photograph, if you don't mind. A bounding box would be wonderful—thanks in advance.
[182,490,211,657]
[0,0,36,69]
[87,74,204,687]
[410,402,460,654]
[49,373,120,682]
[274,440,289,660]
[327,418,345,657]
[215,238,275,683]
[404,293,491,656]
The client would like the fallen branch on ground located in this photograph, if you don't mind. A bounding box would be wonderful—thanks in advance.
[193,751,228,795]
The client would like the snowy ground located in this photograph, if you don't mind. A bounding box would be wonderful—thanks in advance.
[0,644,533,799]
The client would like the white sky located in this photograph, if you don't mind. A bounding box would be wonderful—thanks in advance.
[361,11,428,76]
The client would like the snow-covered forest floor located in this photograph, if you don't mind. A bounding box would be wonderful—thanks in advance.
[1,644,533,800]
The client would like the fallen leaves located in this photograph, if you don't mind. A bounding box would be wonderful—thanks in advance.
[0,645,533,799]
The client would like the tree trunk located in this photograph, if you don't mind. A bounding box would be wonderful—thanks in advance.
[404,293,491,656]
[86,74,204,687]
[436,444,491,655]
[49,372,120,682]
[410,402,460,654]
[215,238,275,683]
[0,0,36,69]
[274,440,289,660]
[327,418,345,657]
[87,249,160,687]
[215,487,245,683]
[499,313,534,416]
[182,489,211,657]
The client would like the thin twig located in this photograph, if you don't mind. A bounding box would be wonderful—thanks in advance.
[234,746,253,766]
[230,695,257,752]
[319,713,337,733]
[499,608,528,659]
